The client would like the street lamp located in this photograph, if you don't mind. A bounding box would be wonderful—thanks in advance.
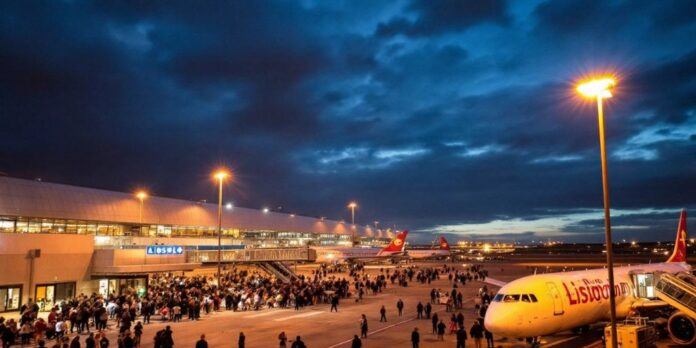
[213,169,231,287]
[577,76,617,347]
[135,191,148,224]
[348,202,358,245]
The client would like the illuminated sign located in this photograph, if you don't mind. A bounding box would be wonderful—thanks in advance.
[146,245,184,255]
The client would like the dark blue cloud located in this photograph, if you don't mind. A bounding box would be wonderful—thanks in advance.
[1,0,695,242]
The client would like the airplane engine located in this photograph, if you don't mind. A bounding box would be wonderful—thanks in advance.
[667,311,696,346]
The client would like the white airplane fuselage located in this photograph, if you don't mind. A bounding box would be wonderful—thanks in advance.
[485,261,691,337]
[407,249,450,259]
[313,247,401,263]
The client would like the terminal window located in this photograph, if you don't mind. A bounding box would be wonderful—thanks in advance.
[0,285,21,312]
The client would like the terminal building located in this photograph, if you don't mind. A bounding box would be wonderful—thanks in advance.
[0,176,388,312]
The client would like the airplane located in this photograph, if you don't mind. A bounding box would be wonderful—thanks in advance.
[484,210,695,346]
[406,236,452,260]
[313,230,408,263]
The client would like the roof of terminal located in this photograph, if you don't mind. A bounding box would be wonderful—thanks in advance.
[0,176,379,236]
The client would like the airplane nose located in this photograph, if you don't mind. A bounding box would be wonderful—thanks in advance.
[483,304,519,337]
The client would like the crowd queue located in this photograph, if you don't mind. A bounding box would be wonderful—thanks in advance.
[0,263,494,347]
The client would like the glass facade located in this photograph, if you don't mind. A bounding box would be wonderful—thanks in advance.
[35,282,76,311]
[0,215,347,245]
[0,285,21,312]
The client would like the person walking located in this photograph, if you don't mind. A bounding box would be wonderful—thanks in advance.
[410,327,420,348]
[379,305,387,322]
[470,320,484,348]
[425,303,432,319]
[195,334,208,348]
[359,314,368,338]
[278,331,287,348]
[396,299,404,317]
[351,335,362,348]
[238,332,245,348]
[456,326,467,348]
[70,335,81,348]
[85,333,95,348]
[437,320,446,341]
[416,302,424,319]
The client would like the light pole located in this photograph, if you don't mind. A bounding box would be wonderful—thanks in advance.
[348,202,357,245]
[213,169,230,288]
[135,191,148,236]
[577,76,617,348]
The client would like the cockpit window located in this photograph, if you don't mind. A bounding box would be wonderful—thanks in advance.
[503,294,520,302]
[529,294,538,302]
[493,294,504,302]
[521,294,530,302]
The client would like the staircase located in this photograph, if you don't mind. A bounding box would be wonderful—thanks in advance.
[654,271,696,318]
[257,261,297,283]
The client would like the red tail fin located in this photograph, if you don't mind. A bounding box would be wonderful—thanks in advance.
[667,209,687,263]
[439,236,450,251]
[381,230,408,253]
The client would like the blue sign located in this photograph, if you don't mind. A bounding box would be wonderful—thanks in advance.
[146,245,184,255]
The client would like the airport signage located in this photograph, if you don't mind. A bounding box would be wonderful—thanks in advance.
[146,245,184,255]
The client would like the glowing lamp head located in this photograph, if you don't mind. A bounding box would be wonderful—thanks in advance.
[577,77,615,99]
[262,207,270,214]
[348,202,357,209]
[136,191,148,201]
[213,169,230,181]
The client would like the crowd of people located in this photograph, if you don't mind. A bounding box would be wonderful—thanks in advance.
[0,262,496,347]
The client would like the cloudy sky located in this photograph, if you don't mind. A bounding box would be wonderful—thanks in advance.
[1,1,695,242]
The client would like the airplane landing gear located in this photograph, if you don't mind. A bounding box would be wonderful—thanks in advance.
[525,336,541,347]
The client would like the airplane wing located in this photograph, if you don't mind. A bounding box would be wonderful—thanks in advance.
[631,298,670,309]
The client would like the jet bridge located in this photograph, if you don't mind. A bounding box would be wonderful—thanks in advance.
[654,271,696,346]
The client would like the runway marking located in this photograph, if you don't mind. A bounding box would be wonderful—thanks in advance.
[327,299,473,348]
[542,335,584,347]
[273,311,324,322]
[245,310,285,318]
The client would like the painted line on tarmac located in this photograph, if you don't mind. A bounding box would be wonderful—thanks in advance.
[328,299,474,348]
[245,310,286,318]
[542,335,584,347]
[273,311,324,322]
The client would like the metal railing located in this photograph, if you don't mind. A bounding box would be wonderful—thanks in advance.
[188,247,316,263]
[655,272,696,318]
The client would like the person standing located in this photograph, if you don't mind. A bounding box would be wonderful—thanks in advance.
[396,299,404,317]
[437,320,446,341]
[330,295,339,312]
[98,334,109,348]
[379,305,387,322]
[359,314,368,338]
[238,332,245,348]
[160,326,174,348]
[350,335,362,348]
[456,326,467,348]
[70,335,81,348]
[278,331,287,348]
[431,313,439,334]
[195,334,208,348]
[133,322,143,347]
[85,333,96,348]
[470,320,483,348]
[290,336,306,348]
[410,327,420,348]
[416,302,424,319]
[484,327,494,348]
[425,303,432,319]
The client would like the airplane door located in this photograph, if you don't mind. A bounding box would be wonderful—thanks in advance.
[546,282,564,315]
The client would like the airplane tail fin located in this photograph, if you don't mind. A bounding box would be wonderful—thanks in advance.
[666,209,687,263]
[381,230,408,253]
[439,236,450,251]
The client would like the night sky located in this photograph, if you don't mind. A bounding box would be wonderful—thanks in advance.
[1,1,695,242]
